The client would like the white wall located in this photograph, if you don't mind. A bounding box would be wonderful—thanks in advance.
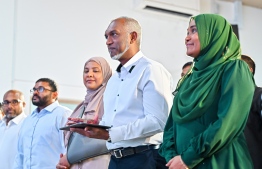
[240,6,262,85]
[1,0,261,114]
[0,0,15,96]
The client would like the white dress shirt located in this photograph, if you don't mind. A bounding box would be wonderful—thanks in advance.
[101,51,173,150]
[13,101,72,169]
[0,112,27,169]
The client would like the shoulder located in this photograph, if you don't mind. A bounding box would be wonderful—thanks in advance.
[54,104,72,115]
[223,59,249,70]
[222,59,251,78]
[139,56,171,76]
[140,56,164,67]
[251,86,262,113]
[255,86,262,92]
[254,86,262,99]
[219,60,255,91]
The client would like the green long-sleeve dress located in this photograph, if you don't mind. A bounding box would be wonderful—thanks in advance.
[159,14,255,169]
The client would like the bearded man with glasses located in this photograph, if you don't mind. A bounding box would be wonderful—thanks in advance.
[0,90,27,169]
[13,78,72,169]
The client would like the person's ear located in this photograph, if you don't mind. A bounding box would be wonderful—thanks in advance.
[250,67,253,73]
[52,91,58,100]
[130,32,137,44]
[22,101,26,108]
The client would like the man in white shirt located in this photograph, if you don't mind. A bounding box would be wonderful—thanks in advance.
[0,90,27,169]
[13,78,72,169]
[72,17,173,169]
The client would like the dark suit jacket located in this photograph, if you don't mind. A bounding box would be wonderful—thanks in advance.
[244,86,262,169]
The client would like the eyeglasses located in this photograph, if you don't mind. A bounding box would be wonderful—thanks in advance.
[30,86,54,93]
[2,99,22,107]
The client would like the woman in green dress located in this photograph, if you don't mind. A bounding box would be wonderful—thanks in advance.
[159,14,255,169]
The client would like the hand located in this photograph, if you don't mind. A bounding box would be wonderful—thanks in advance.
[166,155,189,169]
[56,153,70,169]
[70,127,109,140]
[86,119,98,124]
[67,117,84,125]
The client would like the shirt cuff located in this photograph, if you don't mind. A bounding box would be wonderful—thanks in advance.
[108,126,123,143]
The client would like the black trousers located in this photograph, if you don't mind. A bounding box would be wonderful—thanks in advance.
[108,148,168,169]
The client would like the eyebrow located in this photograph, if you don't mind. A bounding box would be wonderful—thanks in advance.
[105,29,118,35]
[104,30,112,36]
[187,25,197,31]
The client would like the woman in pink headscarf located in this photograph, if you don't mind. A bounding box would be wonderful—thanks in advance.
[56,57,112,169]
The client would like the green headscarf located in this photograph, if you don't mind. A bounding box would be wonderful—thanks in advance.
[172,14,242,123]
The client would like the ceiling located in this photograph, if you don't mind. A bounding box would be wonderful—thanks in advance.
[223,0,262,9]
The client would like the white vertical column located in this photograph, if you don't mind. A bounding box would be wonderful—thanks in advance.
[0,0,17,97]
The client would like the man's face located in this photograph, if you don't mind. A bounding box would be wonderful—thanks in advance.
[32,81,56,108]
[181,65,191,77]
[2,92,25,120]
[104,19,130,60]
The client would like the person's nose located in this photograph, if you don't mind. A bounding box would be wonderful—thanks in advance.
[32,90,39,94]
[185,35,190,44]
[106,36,113,46]
[87,71,93,77]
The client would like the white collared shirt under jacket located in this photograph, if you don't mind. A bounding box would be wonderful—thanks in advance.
[13,101,72,169]
[0,112,27,169]
[101,51,174,150]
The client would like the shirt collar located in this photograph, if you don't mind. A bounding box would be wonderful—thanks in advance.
[116,51,143,73]
[32,100,59,115]
[1,112,26,125]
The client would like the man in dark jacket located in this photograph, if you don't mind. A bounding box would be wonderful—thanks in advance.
[242,54,262,169]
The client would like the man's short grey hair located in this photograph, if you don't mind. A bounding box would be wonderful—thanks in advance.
[3,90,25,101]
[115,16,142,47]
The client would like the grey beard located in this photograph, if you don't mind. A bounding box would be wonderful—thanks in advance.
[111,43,130,60]
[5,114,16,120]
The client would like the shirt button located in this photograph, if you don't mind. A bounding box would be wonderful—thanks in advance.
[117,94,119,96]
[114,110,116,112]
[121,79,123,81]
